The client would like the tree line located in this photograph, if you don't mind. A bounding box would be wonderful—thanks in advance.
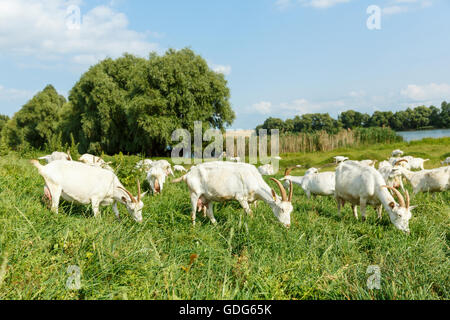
[1,46,448,156]
[0,48,235,156]
[256,103,450,134]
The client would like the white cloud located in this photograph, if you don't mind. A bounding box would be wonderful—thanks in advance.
[383,5,409,15]
[211,64,232,76]
[0,0,161,66]
[300,0,351,9]
[349,90,366,98]
[0,85,34,102]
[383,0,433,15]
[251,101,273,114]
[275,0,292,10]
[247,98,347,117]
[401,83,450,101]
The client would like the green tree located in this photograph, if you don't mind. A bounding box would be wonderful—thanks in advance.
[391,110,410,131]
[440,101,450,128]
[338,110,369,129]
[2,85,66,150]
[66,49,235,155]
[0,114,9,134]
[429,105,441,128]
[368,111,393,128]
[259,117,286,132]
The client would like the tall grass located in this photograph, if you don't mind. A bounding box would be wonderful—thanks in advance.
[0,140,448,300]
[279,128,402,153]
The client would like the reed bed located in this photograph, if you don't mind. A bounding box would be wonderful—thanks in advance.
[279,128,402,154]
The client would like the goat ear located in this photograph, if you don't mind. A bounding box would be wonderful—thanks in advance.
[140,191,148,199]
[409,205,417,211]
[389,202,395,209]
[271,189,277,201]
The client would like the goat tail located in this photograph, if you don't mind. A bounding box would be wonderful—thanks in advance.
[172,175,186,184]
[30,159,44,173]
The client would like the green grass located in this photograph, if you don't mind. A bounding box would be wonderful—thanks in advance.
[0,139,449,300]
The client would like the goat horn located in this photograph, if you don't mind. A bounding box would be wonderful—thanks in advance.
[405,189,410,209]
[382,185,406,208]
[270,178,287,202]
[67,150,72,161]
[288,180,293,202]
[395,159,408,165]
[137,179,141,202]
[118,186,137,204]
[284,166,297,177]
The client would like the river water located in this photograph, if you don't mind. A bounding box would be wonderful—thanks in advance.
[397,129,450,142]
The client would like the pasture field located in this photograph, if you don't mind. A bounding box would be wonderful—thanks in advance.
[0,138,449,300]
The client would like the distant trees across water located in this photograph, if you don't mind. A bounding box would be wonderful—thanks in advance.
[256,102,450,134]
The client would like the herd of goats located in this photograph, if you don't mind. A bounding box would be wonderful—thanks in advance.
[30,149,450,234]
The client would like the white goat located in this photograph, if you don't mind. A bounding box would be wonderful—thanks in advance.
[146,166,166,194]
[281,166,304,189]
[31,160,146,222]
[378,164,405,191]
[258,164,275,176]
[172,161,293,227]
[392,149,404,157]
[79,153,114,172]
[334,156,349,164]
[395,156,429,171]
[441,157,450,165]
[150,160,174,177]
[296,168,335,198]
[335,161,415,233]
[399,166,450,194]
[135,159,153,171]
[378,160,392,169]
[173,165,188,173]
[39,151,72,163]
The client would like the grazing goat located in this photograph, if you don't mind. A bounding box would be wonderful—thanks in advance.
[296,168,335,198]
[395,156,429,171]
[334,156,349,164]
[378,160,391,169]
[173,165,188,173]
[146,166,166,194]
[39,151,72,163]
[335,161,415,233]
[441,157,450,165]
[258,164,275,176]
[398,166,450,194]
[150,160,174,177]
[281,166,304,189]
[31,160,146,222]
[404,156,429,170]
[392,149,404,157]
[172,161,293,227]
[378,164,404,191]
[79,153,114,172]
[135,159,153,171]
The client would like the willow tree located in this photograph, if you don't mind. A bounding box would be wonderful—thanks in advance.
[66,48,235,155]
[2,85,66,150]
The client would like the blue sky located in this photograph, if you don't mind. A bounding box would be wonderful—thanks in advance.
[0,0,449,129]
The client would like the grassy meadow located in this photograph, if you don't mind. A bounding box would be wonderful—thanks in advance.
[0,138,449,300]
